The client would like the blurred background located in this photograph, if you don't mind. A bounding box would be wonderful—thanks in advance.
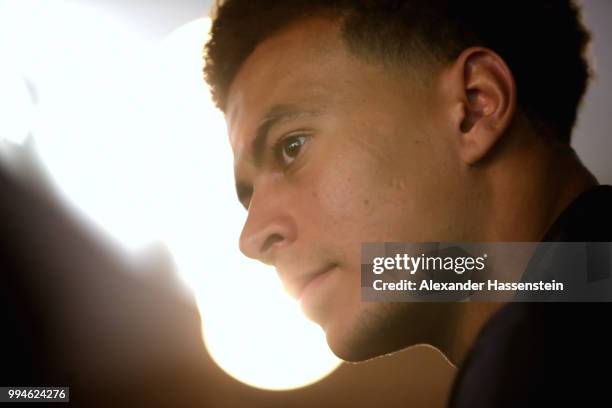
[0,0,610,407]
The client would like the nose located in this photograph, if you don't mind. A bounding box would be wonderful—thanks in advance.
[239,189,297,265]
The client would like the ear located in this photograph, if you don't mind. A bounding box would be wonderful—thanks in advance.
[443,47,517,165]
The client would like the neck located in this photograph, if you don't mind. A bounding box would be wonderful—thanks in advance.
[443,120,597,367]
[441,302,506,367]
[476,118,597,242]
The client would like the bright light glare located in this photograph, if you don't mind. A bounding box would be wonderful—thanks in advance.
[0,0,157,249]
[2,2,340,390]
[0,65,33,146]
[198,270,341,391]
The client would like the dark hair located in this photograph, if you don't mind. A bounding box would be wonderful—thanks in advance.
[204,0,592,142]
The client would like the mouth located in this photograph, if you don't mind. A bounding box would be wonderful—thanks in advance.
[294,265,335,303]
[284,264,336,301]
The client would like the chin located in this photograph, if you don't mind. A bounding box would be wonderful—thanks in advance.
[325,331,380,363]
[323,302,423,363]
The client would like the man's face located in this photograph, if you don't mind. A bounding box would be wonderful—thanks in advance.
[226,17,468,360]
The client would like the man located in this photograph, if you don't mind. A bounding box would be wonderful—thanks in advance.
[204,1,612,406]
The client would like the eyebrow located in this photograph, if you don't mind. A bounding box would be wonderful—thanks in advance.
[234,104,322,210]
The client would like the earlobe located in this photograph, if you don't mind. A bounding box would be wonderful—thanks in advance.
[455,48,517,165]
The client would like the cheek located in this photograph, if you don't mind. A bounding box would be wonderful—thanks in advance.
[298,157,403,283]
[311,157,418,240]
[310,161,379,231]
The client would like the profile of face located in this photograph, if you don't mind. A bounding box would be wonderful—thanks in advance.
[225,16,515,361]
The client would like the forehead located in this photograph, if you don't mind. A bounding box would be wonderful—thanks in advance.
[225,17,349,155]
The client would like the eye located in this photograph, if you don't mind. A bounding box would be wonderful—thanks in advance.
[274,133,308,168]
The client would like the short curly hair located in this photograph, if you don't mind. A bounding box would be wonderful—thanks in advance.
[204,0,592,143]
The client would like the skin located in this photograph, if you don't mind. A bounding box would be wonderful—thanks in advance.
[225,16,597,365]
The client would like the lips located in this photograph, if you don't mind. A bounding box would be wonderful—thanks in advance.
[282,265,335,301]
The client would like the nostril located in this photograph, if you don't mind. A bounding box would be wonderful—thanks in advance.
[261,233,284,254]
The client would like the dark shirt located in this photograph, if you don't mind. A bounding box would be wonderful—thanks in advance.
[448,185,612,407]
